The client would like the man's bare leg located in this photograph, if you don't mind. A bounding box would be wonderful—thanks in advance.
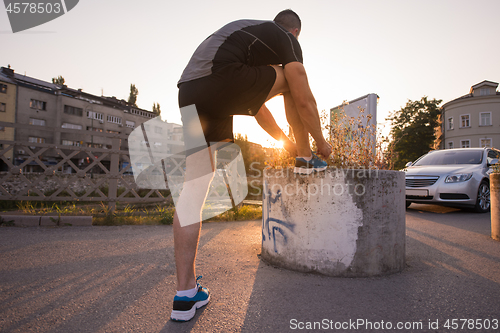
[173,215,200,291]
[173,146,216,291]
[283,91,312,158]
[263,65,313,157]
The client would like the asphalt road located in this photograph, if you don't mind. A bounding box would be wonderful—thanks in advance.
[0,204,499,333]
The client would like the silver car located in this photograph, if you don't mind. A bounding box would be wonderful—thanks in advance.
[405,148,500,213]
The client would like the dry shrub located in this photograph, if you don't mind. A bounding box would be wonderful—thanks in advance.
[327,107,377,168]
[265,146,295,169]
[264,105,396,170]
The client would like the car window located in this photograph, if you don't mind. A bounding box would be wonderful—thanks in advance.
[487,149,500,164]
[413,150,483,166]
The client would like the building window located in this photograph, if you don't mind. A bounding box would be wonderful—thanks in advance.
[87,111,104,121]
[154,126,162,134]
[480,138,492,148]
[0,83,7,93]
[62,123,82,130]
[107,115,122,125]
[29,118,46,126]
[130,108,153,118]
[447,117,454,130]
[87,143,103,148]
[64,105,83,116]
[461,140,470,148]
[29,136,45,144]
[106,129,120,134]
[86,126,103,132]
[29,136,45,149]
[126,120,135,128]
[30,99,47,110]
[62,140,82,147]
[447,141,454,149]
[480,88,490,96]
[460,114,470,128]
[0,102,5,112]
[480,112,492,126]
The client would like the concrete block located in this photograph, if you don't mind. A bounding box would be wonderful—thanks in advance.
[0,215,92,227]
[0,215,40,227]
[261,168,406,277]
[61,216,93,226]
[40,216,93,226]
[40,216,58,226]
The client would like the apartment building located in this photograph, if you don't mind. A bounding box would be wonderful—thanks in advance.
[0,66,176,173]
[441,80,500,149]
[0,67,17,171]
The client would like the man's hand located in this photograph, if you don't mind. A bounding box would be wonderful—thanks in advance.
[316,140,332,160]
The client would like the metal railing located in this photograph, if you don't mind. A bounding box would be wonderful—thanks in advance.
[0,121,170,211]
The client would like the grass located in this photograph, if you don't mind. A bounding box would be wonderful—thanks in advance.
[92,204,261,226]
[15,201,106,216]
[5,199,262,226]
[205,205,262,222]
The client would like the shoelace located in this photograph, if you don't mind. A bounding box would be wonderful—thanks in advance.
[196,275,203,288]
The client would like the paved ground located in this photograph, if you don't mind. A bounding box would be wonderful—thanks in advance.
[0,204,499,333]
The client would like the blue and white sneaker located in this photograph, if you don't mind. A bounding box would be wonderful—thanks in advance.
[170,276,210,322]
[294,153,328,174]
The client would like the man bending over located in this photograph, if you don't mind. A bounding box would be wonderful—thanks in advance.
[171,9,332,322]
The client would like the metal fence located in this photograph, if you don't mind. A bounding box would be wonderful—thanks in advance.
[0,121,170,211]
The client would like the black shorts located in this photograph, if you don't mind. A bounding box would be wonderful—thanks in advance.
[178,63,276,149]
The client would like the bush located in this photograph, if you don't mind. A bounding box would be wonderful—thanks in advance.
[264,107,393,170]
[159,209,175,225]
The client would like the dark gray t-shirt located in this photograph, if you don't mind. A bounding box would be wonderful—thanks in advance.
[178,19,303,86]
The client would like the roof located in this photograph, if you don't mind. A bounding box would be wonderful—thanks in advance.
[0,68,16,84]
[330,93,379,111]
[1,65,155,114]
[442,81,500,110]
[470,80,499,93]
[14,73,59,90]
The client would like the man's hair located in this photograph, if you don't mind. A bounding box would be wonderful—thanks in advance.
[273,9,301,31]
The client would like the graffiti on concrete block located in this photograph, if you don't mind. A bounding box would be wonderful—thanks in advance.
[262,185,295,253]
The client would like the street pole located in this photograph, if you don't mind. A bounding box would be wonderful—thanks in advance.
[86,105,94,179]
[91,115,93,179]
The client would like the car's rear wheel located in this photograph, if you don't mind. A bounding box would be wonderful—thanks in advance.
[474,181,490,213]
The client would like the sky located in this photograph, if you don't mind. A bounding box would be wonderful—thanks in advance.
[1,0,500,147]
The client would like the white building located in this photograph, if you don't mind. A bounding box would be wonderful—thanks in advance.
[441,80,500,149]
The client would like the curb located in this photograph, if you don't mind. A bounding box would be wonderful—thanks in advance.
[0,215,93,227]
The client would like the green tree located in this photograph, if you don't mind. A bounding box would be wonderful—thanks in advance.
[52,75,65,85]
[152,102,161,116]
[128,84,139,107]
[387,96,442,170]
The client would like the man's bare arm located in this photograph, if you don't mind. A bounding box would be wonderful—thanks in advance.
[283,62,331,158]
